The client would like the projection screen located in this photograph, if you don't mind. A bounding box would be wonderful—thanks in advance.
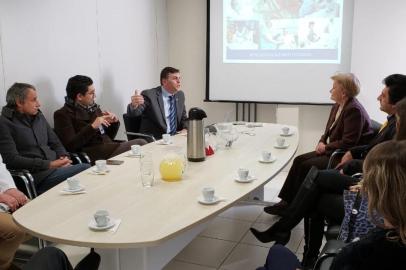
[206,0,355,104]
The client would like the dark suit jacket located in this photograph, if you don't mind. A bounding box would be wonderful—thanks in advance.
[343,115,396,175]
[126,86,187,139]
[319,98,373,155]
[0,106,67,183]
[54,100,120,161]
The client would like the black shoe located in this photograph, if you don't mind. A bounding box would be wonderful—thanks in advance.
[264,202,289,216]
[250,227,291,244]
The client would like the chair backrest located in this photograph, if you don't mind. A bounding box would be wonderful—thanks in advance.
[370,119,382,137]
[122,113,160,143]
[123,113,142,140]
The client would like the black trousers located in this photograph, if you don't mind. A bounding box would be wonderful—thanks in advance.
[22,247,73,270]
[278,151,331,203]
[303,170,358,260]
[22,247,100,270]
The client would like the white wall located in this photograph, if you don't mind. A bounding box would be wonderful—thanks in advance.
[0,0,168,139]
[351,0,406,122]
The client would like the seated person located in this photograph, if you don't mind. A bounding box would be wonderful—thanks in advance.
[0,83,89,194]
[252,76,406,269]
[54,75,146,162]
[1,153,29,270]
[256,140,406,270]
[1,155,99,270]
[265,73,373,216]
[126,67,187,139]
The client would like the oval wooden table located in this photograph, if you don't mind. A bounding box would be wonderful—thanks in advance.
[13,123,299,270]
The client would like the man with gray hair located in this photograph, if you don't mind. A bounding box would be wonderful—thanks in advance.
[0,83,89,194]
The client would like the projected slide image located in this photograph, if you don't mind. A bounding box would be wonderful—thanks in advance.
[223,0,343,63]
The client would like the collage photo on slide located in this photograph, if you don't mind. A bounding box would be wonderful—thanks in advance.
[224,0,343,62]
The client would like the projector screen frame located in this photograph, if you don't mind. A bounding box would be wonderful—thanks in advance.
[205,0,354,106]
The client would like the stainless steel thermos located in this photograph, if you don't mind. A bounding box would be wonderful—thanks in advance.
[187,107,207,162]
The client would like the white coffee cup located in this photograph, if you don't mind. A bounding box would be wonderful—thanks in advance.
[94,210,110,227]
[162,134,171,144]
[67,177,80,190]
[202,187,215,202]
[95,160,107,172]
[238,168,249,180]
[276,137,286,147]
[131,145,141,155]
[261,151,272,161]
[282,126,290,135]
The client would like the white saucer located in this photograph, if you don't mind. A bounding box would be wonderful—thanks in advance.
[197,195,222,205]
[234,175,257,183]
[62,185,85,193]
[258,157,277,163]
[274,144,289,149]
[125,153,144,158]
[280,132,294,137]
[88,219,115,231]
[157,140,173,145]
[90,168,110,175]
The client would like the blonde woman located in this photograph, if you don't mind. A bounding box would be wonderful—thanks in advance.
[256,140,406,270]
[330,140,406,269]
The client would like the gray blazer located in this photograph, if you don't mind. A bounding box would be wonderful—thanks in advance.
[0,106,67,184]
[126,86,187,139]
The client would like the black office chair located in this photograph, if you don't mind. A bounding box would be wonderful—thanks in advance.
[10,170,37,199]
[122,113,155,142]
[326,119,382,169]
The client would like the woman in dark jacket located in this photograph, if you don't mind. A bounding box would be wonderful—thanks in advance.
[265,73,373,216]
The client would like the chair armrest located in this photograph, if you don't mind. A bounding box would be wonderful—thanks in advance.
[351,173,363,179]
[79,152,92,164]
[69,152,92,164]
[125,131,156,142]
[9,170,36,199]
[327,149,347,169]
[69,152,82,164]
[313,240,346,270]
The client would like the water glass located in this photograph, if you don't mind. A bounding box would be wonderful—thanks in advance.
[140,153,154,187]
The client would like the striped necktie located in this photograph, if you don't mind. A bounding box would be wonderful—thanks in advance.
[168,95,177,135]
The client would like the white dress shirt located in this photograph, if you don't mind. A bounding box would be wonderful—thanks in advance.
[0,154,16,193]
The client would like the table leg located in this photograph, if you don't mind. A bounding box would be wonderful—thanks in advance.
[97,221,208,270]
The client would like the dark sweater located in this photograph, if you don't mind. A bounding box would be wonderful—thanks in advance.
[331,229,406,270]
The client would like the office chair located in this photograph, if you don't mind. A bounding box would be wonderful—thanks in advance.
[122,113,155,142]
[326,119,382,169]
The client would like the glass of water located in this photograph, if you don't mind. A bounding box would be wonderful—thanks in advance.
[140,152,154,187]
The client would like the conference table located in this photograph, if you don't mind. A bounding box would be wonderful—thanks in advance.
[13,123,298,270]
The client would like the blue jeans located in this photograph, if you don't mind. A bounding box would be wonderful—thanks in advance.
[36,164,90,194]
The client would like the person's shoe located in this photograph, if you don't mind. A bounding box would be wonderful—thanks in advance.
[250,226,291,244]
[264,201,289,216]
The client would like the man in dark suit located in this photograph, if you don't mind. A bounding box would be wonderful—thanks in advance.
[126,67,187,139]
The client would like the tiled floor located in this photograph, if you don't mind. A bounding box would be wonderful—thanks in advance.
[54,171,306,269]
[163,171,306,270]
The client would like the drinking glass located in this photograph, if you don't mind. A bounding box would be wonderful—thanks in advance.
[140,152,154,187]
